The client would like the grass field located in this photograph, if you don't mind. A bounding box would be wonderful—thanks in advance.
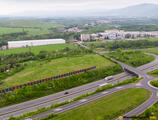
[106,51,155,67]
[143,48,158,55]
[1,54,115,88]
[51,88,151,120]
[0,43,74,55]
[148,70,158,77]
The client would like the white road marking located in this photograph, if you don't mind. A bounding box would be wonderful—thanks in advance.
[54,108,63,112]
[136,83,142,86]
[157,92,158,97]
[115,87,122,89]
[79,99,87,102]
[101,91,109,94]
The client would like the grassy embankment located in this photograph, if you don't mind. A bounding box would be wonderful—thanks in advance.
[44,88,151,120]
[106,51,155,67]
[0,54,115,89]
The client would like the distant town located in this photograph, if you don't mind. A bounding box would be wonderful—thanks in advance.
[81,29,158,42]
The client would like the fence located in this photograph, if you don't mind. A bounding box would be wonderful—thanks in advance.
[0,66,96,93]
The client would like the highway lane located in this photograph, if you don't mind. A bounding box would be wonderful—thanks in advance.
[29,55,158,119]
[1,61,157,120]
[31,84,138,119]
[1,44,158,119]
[0,72,132,119]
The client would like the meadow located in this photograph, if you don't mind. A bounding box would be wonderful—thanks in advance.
[106,51,155,67]
[0,54,115,89]
[52,88,151,120]
[143,47,158,55]
[0,43,74,55]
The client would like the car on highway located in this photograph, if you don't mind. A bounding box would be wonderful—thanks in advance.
[99,83,108,88]
[104,76,113,81]
[64,92,69,95]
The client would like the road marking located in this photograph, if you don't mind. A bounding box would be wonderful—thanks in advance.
[136,83,142,86]
[54,108,63,112]
[101,91,109,94]
[157,92,158,97]
[116,87,122,89]
[79,99,87,102]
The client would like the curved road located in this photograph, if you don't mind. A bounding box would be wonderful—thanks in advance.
[30,45,158,120]
[0,44,158,119]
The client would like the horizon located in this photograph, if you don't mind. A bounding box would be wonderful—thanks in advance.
[0,0,158,17]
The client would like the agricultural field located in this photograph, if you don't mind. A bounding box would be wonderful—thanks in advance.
[106,51,155,67]
[0,54,115,89]
[0,20,64,28]
[50,88,151,120]
[0,43,74,55]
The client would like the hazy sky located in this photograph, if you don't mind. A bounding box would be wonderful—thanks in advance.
[0,0,158,16]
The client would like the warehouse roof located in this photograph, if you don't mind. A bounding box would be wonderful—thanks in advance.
[8,39,65,44]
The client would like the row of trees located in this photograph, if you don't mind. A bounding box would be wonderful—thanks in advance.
[0,47,93,81]
[87,40,158,50]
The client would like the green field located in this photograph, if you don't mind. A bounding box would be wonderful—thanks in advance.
[143,48,158,55]
[148,70,158,77]
[106,51,155,67]
[0,20,64,28]
[51,88,151,120]
[0,43,74,55]
[1,54,115,88]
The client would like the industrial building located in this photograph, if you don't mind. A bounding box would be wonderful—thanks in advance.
[8,39,66,49]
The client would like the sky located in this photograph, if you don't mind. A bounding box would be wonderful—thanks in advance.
[0,0,158,16]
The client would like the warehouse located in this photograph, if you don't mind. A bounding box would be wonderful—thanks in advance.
[8,39,66,49]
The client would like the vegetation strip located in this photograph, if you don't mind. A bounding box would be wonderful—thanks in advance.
[8,77,141,120]
[41,88,151,120]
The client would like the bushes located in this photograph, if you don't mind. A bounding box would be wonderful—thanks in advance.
[150,79,158,87]
[0,65,123,108]
[85,40,158,50]
[107,51,154,67]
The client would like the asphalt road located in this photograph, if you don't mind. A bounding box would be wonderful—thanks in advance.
[30,45,158,120]
[1,44,158,120]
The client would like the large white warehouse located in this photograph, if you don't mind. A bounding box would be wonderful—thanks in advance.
[8,39,66,49]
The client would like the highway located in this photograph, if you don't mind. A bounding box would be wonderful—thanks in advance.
[1,44,158,120]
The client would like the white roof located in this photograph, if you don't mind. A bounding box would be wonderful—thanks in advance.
[8,39,65,44]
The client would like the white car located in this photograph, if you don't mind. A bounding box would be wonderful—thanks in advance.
[104,76,113,81]
[99,83,108,88]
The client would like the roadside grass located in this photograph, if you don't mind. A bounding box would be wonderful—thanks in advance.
[50,88,151,120]
[148,70,158,77]
[0,43,73,55]
[1,54,115,89]
[9,77,140,120]
[134,101,158,120]
[143,48,158,55]
[106,51,155,67]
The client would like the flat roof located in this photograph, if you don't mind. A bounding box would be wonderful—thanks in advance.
[8,39,65,43]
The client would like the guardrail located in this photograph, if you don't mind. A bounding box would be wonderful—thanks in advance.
[0,66,96,94]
